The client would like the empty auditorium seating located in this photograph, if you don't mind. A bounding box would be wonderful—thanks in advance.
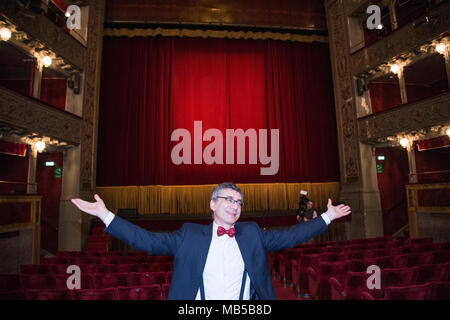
[130,272,166,286]
[275,236,450,300]
[26,289,72,300]
[71,288,117,300]
[117,285,162,300]
[383,283,431,300]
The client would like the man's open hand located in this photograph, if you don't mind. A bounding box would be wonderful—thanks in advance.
[71,194,109,221]
[326,199,351,221]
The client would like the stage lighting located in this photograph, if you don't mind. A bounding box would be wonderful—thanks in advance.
[0,28,11,41]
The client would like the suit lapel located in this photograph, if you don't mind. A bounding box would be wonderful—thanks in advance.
[197,223,213,274]
[234,223,253,276]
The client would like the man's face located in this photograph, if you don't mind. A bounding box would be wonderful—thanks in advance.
[307,201,313,209]
[210,188,243,229]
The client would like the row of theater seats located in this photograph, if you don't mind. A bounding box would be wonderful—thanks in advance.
[1,271,172,289]
[268,236,450,300]
[1,284,169,300]
[0,248,174,300]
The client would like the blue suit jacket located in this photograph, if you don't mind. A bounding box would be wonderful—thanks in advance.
[105,215,328,300]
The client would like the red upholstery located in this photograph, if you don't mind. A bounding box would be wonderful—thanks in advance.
[20,264,54,274]
[20,274,56,289]
[415,264,447,284]
[383,283,430,300]
[93,273,130,289]
[295,253,324,295]
[130,272,166,286]
[307,261,349,300]
[381,267,418,289]
[329,271,382,300]
[136,262,173,272]
[71,288,117,300]
[26,289,72,300]
[117,285,162,300]
[162,283,170,300]
[347,258,374,272]
[54,274,94,290]
[405,252,434,267]
[0,290,26,300]
[109,264,138,273]
[428,282,450,300]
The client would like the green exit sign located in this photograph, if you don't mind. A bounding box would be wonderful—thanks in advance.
[54,167,62,178]
[376,163,383,173]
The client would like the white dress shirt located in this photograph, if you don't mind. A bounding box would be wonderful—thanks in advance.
[195,222,250,300]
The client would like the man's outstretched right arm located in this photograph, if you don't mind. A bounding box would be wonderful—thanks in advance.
[71,195,181,256]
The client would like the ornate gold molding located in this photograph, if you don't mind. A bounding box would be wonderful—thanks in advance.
[79,0,105,192]
[351,1,450,77]
[103,27,328,43]
[326,0,360,183]
[357,91,450,144]
[0,1,86,70]
[0,86,82,146]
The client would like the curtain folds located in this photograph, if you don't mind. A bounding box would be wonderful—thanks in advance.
[97,36,340,186]
[96,182,340,215]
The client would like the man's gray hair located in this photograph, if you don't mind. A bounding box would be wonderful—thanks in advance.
[211,182,243,200]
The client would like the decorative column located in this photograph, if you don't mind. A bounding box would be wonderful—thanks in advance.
[58,0,106,251]
[325,0,384,239]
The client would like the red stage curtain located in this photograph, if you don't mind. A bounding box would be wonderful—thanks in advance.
[97,37,339,186]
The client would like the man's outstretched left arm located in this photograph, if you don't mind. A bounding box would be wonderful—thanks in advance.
[262,199,351,252]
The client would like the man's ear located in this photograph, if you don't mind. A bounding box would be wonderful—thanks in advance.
[210,199,216,212]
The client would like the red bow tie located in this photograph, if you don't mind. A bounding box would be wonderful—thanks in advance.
[217,226,235,237]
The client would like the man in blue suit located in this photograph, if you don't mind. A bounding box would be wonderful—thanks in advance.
[72,182,351,300]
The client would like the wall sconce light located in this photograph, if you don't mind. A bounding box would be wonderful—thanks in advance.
[0,27,11,41]
[35,141,46,152]
[390,64,400,74]
[399,137,409,148]
[436,43,446,54]
[446,128,450,138]
[42,55,52,67]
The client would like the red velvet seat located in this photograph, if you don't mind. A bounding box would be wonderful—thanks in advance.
[117,285,162,300]
[20,274,56,289]
[428,282,450,300]
[293,253,325,296]
[307,261,349,300]
[0,289,26,300]
[415,264,446,284]
[165,271,172,284]
[282,249,303,286]
[383,283,430,300]
[432,249,450,264]
[381,267,418,289]
[373,255,407,269]
[347,258,374,272]
[54,274,94,290]
[329,271,382,300]
[136,262,173,272]
[26,289,72,300]
[162,283,170,300]
[405,252,434,267]
[350,250,376,260]
[130,272,166,286]
[71,288,117,300]
[93,273,130,289]
[109,264,138,273]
